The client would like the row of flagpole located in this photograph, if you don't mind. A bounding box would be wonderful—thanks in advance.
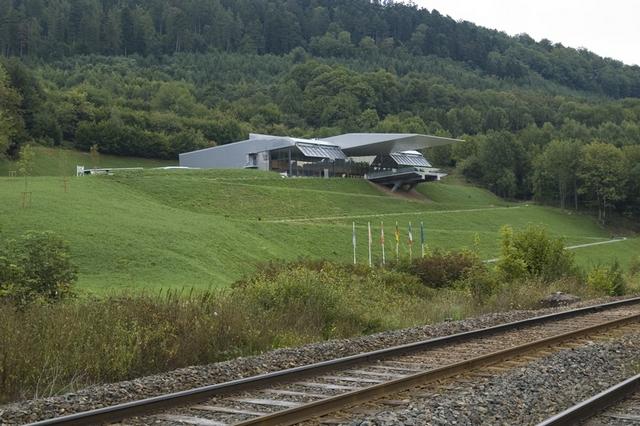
[353,221,426,266]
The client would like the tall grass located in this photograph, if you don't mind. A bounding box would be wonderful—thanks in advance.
[0,258,620,404]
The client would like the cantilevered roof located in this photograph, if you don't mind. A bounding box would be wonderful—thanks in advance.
[320,133,461,156]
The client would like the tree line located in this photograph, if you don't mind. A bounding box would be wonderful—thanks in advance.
[0,1,640,222]
[1,0,640,98]
[1,51,639,221]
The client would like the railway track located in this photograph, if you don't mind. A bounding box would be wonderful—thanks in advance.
[538,373,640,425]
[28,297,640,426]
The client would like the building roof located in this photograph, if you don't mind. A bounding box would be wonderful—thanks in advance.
[320,133,461,156]
[248,133,338,147]
[296,143,347,160]
[179,133,460,164]
[181,134,345,158]
[389,151,432,167]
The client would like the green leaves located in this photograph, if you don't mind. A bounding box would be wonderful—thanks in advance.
[496,225,576,283]
[0,63,23,157]
[587,262,625,296]
[578,142,628,223]
[0,231,77,306]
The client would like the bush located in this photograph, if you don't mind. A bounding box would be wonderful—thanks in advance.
[0,231,77,305]
[459,265,499,305]
[1,256,626,404]
[629,256,640,276]
[239,266,344,337]
[587,262,625,296]
[397,249,483,288]
[235,259,427,337]
[496,225,576,282]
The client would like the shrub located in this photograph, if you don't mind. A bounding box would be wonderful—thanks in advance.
[233,258,332,286]
[459,265,499,305]
[234,259,432,337]
[1,256,624,404]
[238,266,344,337]
[0,231,77,305]
[629,256,640,276]
[496,225,575,282]
[397,249,483,288]
[587,262,625,296]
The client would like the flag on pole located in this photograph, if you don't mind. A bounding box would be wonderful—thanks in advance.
[380,221,386,266]
[408,222,414,261]
[394,221,400,261]
[352,221,357,265]
[367,221,372,267]
[420,221,425,258]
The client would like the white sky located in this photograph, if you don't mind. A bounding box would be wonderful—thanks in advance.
[413,0,640,66]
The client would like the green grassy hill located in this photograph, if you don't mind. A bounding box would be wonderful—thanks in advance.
[0,146,175,177]
[0,167,637,293]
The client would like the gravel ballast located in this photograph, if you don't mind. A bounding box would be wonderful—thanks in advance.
[349,334,640,425]
[0,297,630,425]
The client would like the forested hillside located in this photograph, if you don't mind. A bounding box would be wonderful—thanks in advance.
[1,0,640,219]
[3,0,640,96]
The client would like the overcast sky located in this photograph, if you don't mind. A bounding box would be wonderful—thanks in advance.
[414,0,640,66]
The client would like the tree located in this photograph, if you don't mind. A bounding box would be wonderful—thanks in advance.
[151,82,197,116]
[623,145,640,217]
[496,225,575,283]
[469,131,527,198]
[578,142,627,223]
[0,62,24,156]
[0,111,10,156]
[358,36,376,54]
[0,231,77,306]
[533,139,581,209]
[356,108,379,131]
[302,66,374,127]
[409,23,428,54]
[482,107,509,132]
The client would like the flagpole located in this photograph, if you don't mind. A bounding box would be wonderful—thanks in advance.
[380,221,385,266]
[395,221,400,262]
[421,221,425,258]
[352,221,357,265]
[367,221,372,267]
[408,222,413,261]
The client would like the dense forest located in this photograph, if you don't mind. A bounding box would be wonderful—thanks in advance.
[3,0,640,96]
[1,0,640,221]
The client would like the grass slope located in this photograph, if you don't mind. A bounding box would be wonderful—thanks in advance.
[0,168,635,293]
[0,146,175,177]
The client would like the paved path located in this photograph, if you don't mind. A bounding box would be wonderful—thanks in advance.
[265,205,521,223]
[484,237,629,263]
[564,237,628,250]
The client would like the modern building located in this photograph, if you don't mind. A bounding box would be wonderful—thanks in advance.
[179,132,461,191]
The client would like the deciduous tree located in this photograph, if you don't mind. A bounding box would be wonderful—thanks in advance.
[578,142,627,223]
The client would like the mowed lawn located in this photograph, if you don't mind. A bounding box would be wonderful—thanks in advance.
[0,168,635,293]
[0,146,175,176]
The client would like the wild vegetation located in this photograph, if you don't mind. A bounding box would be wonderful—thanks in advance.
[1,227,637,403]
[0,230,77,306]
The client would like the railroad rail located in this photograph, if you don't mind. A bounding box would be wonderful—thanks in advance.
[28,297,640,426]
[538,373,640,425]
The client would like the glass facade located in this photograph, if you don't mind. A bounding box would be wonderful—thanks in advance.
[268,145,353,177]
